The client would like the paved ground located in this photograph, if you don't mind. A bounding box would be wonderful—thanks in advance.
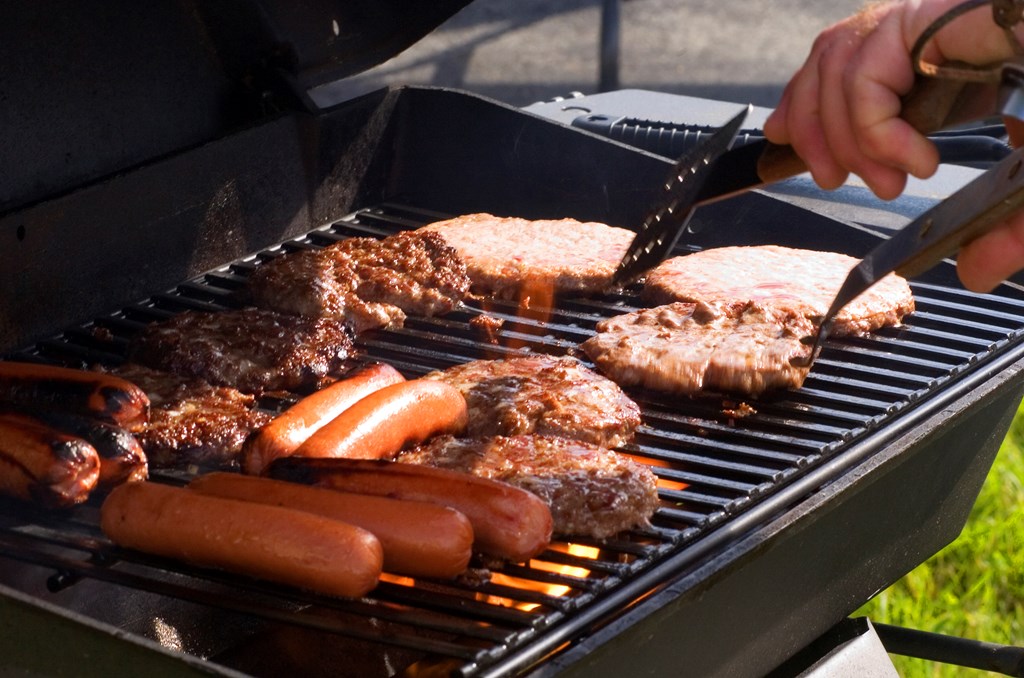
[316,0,864,109]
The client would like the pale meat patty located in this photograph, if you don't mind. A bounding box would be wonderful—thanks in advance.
[127,308,354,394]
[400,434,660,539]
[245,231,470,333]
[419,213,634,299]
[423,355,641,448]
[642,245,915,336]
[581,301,816,396]
[109,363,272,469]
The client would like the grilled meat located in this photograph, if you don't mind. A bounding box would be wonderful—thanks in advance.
[29,411,148,488]
[400,434,660,539]
[127,308,354,393]
[109,363,272,469]
[245,231,470,333]
[419,213,635,300]
[423,355,641,448]
[582,301,815,396]
[0,412,100,508]
[641,245,914,336]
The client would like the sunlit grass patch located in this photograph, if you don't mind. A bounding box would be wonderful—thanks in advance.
[857,400,1024,677]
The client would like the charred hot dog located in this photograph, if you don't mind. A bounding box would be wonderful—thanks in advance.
[293,380,468,461]
[0,413,100,508]
[31,411,148,489]
[0,361,149,429]
[266,457,553,562]
[242,363,406,475]
[101,481,383,598]
[189,472,473,578]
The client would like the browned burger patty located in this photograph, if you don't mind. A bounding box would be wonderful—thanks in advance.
[581,301,815,396]
[127,308,354,393]
[400,434,660,539]
[419,213,634,299]
[641,245,914,336]
[109,364,272,469]
[245,231,470,333]
[423,355,641,448]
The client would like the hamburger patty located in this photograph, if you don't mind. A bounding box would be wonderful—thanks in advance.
[400,434,660,539]
[109,363,272,469]
[245,230,470,333]
[127,308,354,393]
[581,301,815,396]
[642,245,915,336]
[419,213,635,299]
[423,355,641,448]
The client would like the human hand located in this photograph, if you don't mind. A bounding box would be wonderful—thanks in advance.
[764,0,1024,291]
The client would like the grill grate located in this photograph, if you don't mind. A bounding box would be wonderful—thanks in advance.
[4,202,1024,675]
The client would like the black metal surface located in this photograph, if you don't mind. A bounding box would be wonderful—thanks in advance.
[0,0,472,215]
[1,87,1024,677]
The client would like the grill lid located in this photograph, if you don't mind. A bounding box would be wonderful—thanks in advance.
[0,0,472,216]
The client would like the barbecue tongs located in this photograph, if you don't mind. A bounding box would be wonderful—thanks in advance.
[613,0,1024,368]
[613,109,1024,366]
[617,114,1024,365]
[797,143,1024,366]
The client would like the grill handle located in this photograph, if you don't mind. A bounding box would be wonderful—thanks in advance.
[571,115,1012,170]
[874,622,1024,676]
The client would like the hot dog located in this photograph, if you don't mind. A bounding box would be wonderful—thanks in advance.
[31,411,148,489]
[242,363,406,475]
[265,458,553,562]
[101,481,383,598]
[0,361,149,429]
[0,413,100,508]
[189,472,473,578]
[293,380,468,461]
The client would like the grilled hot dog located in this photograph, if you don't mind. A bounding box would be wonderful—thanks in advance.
[31,411,148,489]
[266,457,553,562]
[294,380,468,461]
[0,413,100,508]
[189,472,473,578]
[0,361,149,429]
[242,363,406,475]
[101,481,383,598]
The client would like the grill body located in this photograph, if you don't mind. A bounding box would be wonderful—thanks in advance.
[2,86,1023,677]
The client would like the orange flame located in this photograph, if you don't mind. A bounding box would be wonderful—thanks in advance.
[619,453,688,491]
[476,543,599,612]
[378,573,417,587]
[505,279,555,351]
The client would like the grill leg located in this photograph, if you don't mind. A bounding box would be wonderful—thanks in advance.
[873,622,1024,677]
[599,0,620,91]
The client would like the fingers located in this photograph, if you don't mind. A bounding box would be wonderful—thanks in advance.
[843,8,940,186]
[956,215,1024,292]
[765,2,949,199]
[777,38,848,190]
[818,12,915,200]
[765,0,1024,292]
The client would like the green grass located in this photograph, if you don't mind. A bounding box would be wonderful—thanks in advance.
[856,399,1024,677]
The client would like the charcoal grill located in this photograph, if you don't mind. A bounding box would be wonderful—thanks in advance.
[3,3,1024,677]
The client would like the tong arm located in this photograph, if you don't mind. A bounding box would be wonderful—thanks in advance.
[796,143,1024,368]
